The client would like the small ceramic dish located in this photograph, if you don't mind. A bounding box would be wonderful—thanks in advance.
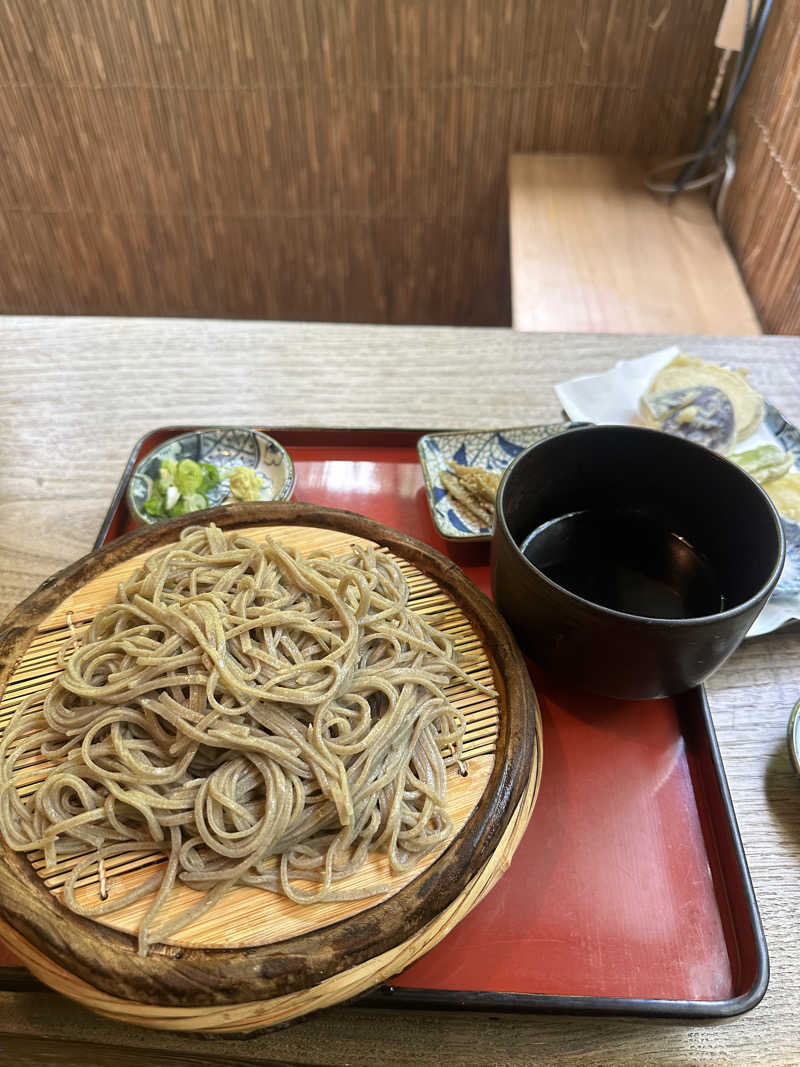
[417,424,579,541]
[788,699,800,776]
[127,428,295,526]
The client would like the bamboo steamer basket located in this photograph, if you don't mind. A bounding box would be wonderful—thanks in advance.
[0,503,541,1032]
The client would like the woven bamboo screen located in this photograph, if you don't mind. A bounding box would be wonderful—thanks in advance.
[722,0,800,335]
[0,0,726,325]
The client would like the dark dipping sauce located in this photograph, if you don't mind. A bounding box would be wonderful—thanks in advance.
[519,509,725,620]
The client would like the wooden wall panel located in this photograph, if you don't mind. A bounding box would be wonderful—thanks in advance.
[722,0,800,335]
[0,0,726,325]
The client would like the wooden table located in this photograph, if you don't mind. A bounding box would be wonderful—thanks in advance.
[1,318,799,1066]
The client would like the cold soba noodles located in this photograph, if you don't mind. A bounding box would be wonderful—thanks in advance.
[0,525,491,955]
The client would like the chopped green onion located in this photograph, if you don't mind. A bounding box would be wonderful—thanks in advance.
[174,459,204,494]
[200,462,221,491]
[143,492,165,517]
[158,459,176,493]
[145,455,265,521]
[167,492,207,517]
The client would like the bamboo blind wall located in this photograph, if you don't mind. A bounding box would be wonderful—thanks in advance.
[0,0,726,326]
[722,0,800,335]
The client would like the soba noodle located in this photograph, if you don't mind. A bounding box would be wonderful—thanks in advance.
[0,525,492,955]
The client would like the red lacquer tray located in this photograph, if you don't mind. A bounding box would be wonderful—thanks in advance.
[0,427,768,1019]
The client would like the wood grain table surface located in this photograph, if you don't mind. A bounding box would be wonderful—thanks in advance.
[0,317,798,1066]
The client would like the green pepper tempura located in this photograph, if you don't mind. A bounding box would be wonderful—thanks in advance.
[143,458,264,519]
[730,444,793,485]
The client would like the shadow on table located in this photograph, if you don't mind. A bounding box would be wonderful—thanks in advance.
[764,739,800,848]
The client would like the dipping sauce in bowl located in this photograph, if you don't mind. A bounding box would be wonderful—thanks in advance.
[491,425,785,699]
[520,507,724,620]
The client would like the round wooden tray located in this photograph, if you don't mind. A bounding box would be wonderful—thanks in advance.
[0,502,541,1032]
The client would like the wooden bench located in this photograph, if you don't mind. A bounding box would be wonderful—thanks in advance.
[509,154,761,335]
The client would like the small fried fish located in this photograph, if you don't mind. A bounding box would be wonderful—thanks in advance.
[440,471,494,527]
[447,462,502,504]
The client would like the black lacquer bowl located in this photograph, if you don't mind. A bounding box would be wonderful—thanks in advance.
[491,425,785,699]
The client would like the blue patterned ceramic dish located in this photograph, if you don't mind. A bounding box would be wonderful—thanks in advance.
[789,699,800,776]
[764,402,800,599]
[127,428,295,526]
[769,407,800,766]
[417,423,579,542]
